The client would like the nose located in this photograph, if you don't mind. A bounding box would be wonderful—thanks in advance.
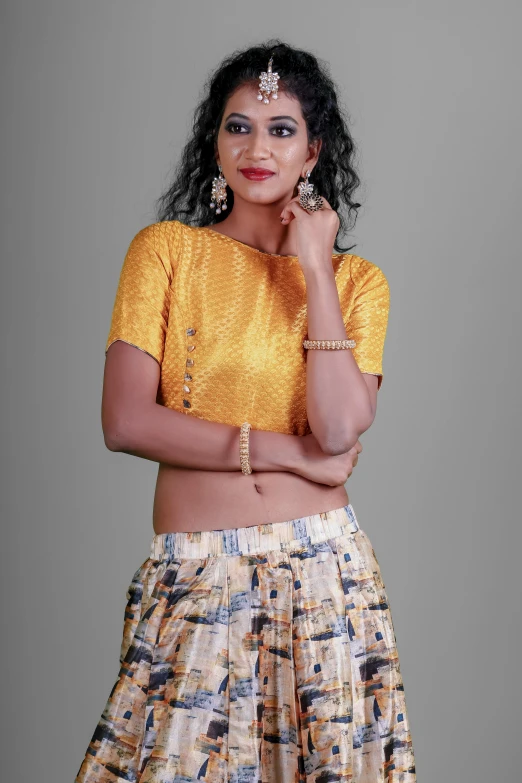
[245,129,271,162]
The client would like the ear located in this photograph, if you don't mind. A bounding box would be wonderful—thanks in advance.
[305,138,322,172]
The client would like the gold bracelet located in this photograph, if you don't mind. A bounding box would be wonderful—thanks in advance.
[303,338,356,349]
[239,422,252,475]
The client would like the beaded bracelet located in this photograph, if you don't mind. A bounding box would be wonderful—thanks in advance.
[303,339,356,350]
[239,422,252,475]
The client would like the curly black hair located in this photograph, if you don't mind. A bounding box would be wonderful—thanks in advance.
[155,39,362,253]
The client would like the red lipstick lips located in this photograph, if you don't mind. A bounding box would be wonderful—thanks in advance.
[240,168,275,181]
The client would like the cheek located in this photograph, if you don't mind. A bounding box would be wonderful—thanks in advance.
[278,139,308,167]
[218,134,243,161]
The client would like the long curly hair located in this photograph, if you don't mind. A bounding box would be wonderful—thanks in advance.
[155,39,362,253]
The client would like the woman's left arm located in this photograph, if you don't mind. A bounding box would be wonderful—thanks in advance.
[302,264,377,455]
[280,196,387,456]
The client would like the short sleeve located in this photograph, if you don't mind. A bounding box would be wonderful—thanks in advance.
[343,259,390,391]
[105,223,178,365]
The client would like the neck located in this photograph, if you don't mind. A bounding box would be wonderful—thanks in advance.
[213,196,298,256]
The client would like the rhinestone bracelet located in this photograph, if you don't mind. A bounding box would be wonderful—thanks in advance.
[303,339,356,350]
[239,422,252,475]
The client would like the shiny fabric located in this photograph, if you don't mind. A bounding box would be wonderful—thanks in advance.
[75,503,416,782]
[104,221,390,436]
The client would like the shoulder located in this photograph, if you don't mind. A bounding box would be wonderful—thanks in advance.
[347,253,389,295]
[128,219,186,250]
[337,253,390,325]
[125,220,187,276]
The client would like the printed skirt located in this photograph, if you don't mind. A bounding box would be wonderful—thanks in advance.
[75,503,416,782]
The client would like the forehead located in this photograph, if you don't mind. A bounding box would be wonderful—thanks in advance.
[221,83,304,123]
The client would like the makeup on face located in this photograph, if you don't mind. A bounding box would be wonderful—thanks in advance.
[223,111,302,182]
[217,87,314,196]
[239,168,276,181]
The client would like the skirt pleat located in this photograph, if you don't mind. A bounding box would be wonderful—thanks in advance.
[75,503,416,782]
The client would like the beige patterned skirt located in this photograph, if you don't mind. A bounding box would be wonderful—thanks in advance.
[75,503,416,782]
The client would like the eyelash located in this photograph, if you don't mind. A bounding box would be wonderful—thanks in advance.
[224,122,295,137]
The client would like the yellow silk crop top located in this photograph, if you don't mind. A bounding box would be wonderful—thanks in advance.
[105,220,390,436]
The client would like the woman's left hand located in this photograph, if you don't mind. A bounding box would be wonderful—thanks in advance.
[280,195,340,271]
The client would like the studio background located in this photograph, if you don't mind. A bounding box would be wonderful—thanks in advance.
[2,2,520,781]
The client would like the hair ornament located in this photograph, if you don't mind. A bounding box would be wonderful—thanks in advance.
[257,56,280,104]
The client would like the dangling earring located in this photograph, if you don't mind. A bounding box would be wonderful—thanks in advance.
[210,163,228,214]
[298,170,324,212]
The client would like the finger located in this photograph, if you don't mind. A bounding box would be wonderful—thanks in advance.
[281,199,333,219]
[287,193,333,209]
[354,439,363,454]
[280,195,333,222]
[316,196,332,210]
[349,440,362,455]
[280,200,310,223]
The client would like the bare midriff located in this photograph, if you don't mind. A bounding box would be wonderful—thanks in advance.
[152,464,349,534]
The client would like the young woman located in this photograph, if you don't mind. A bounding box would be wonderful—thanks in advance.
[76,40,416,783]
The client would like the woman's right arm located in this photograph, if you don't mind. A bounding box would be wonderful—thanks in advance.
[103,340,360,485]
[102,340,303,473]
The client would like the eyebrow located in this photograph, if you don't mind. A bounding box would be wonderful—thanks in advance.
[224,112,299,124]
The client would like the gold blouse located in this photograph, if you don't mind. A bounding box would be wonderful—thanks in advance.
[105,220,390,436]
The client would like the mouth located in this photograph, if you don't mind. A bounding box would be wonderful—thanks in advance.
[239,168,276,181]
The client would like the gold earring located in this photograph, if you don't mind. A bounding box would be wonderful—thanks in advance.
[210,163,228,214]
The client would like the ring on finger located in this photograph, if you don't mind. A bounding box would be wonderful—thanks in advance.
[298,192,324,212]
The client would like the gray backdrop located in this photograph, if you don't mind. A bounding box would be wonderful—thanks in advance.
[2,1,520,780]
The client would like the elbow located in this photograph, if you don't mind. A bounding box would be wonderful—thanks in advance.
[103,425,124,452]
[313,393,377,455]
[314,425,357,455]
[103,415,133,452]
[320,416,375,455]
[321,432,359,456]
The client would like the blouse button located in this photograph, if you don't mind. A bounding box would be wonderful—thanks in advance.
[184,328,196,407]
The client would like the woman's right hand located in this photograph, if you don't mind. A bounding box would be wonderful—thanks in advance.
[291,432,363,486]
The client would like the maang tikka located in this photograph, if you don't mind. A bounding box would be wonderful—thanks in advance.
[257,56,280,104]
[210,163,228,214]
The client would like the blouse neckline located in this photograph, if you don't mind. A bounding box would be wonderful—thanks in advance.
[195,224,344,262]
[195,225,299,259]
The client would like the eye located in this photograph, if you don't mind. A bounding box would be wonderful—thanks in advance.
[271,124,295,137]
[224,122,295,137]
[225,122,247,134]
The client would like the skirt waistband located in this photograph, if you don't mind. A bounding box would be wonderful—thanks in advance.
[149,503,360,559]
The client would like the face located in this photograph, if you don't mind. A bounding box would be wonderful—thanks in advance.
[215,82,321,206]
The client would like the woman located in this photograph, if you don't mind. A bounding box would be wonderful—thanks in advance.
[76,40,416,783]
